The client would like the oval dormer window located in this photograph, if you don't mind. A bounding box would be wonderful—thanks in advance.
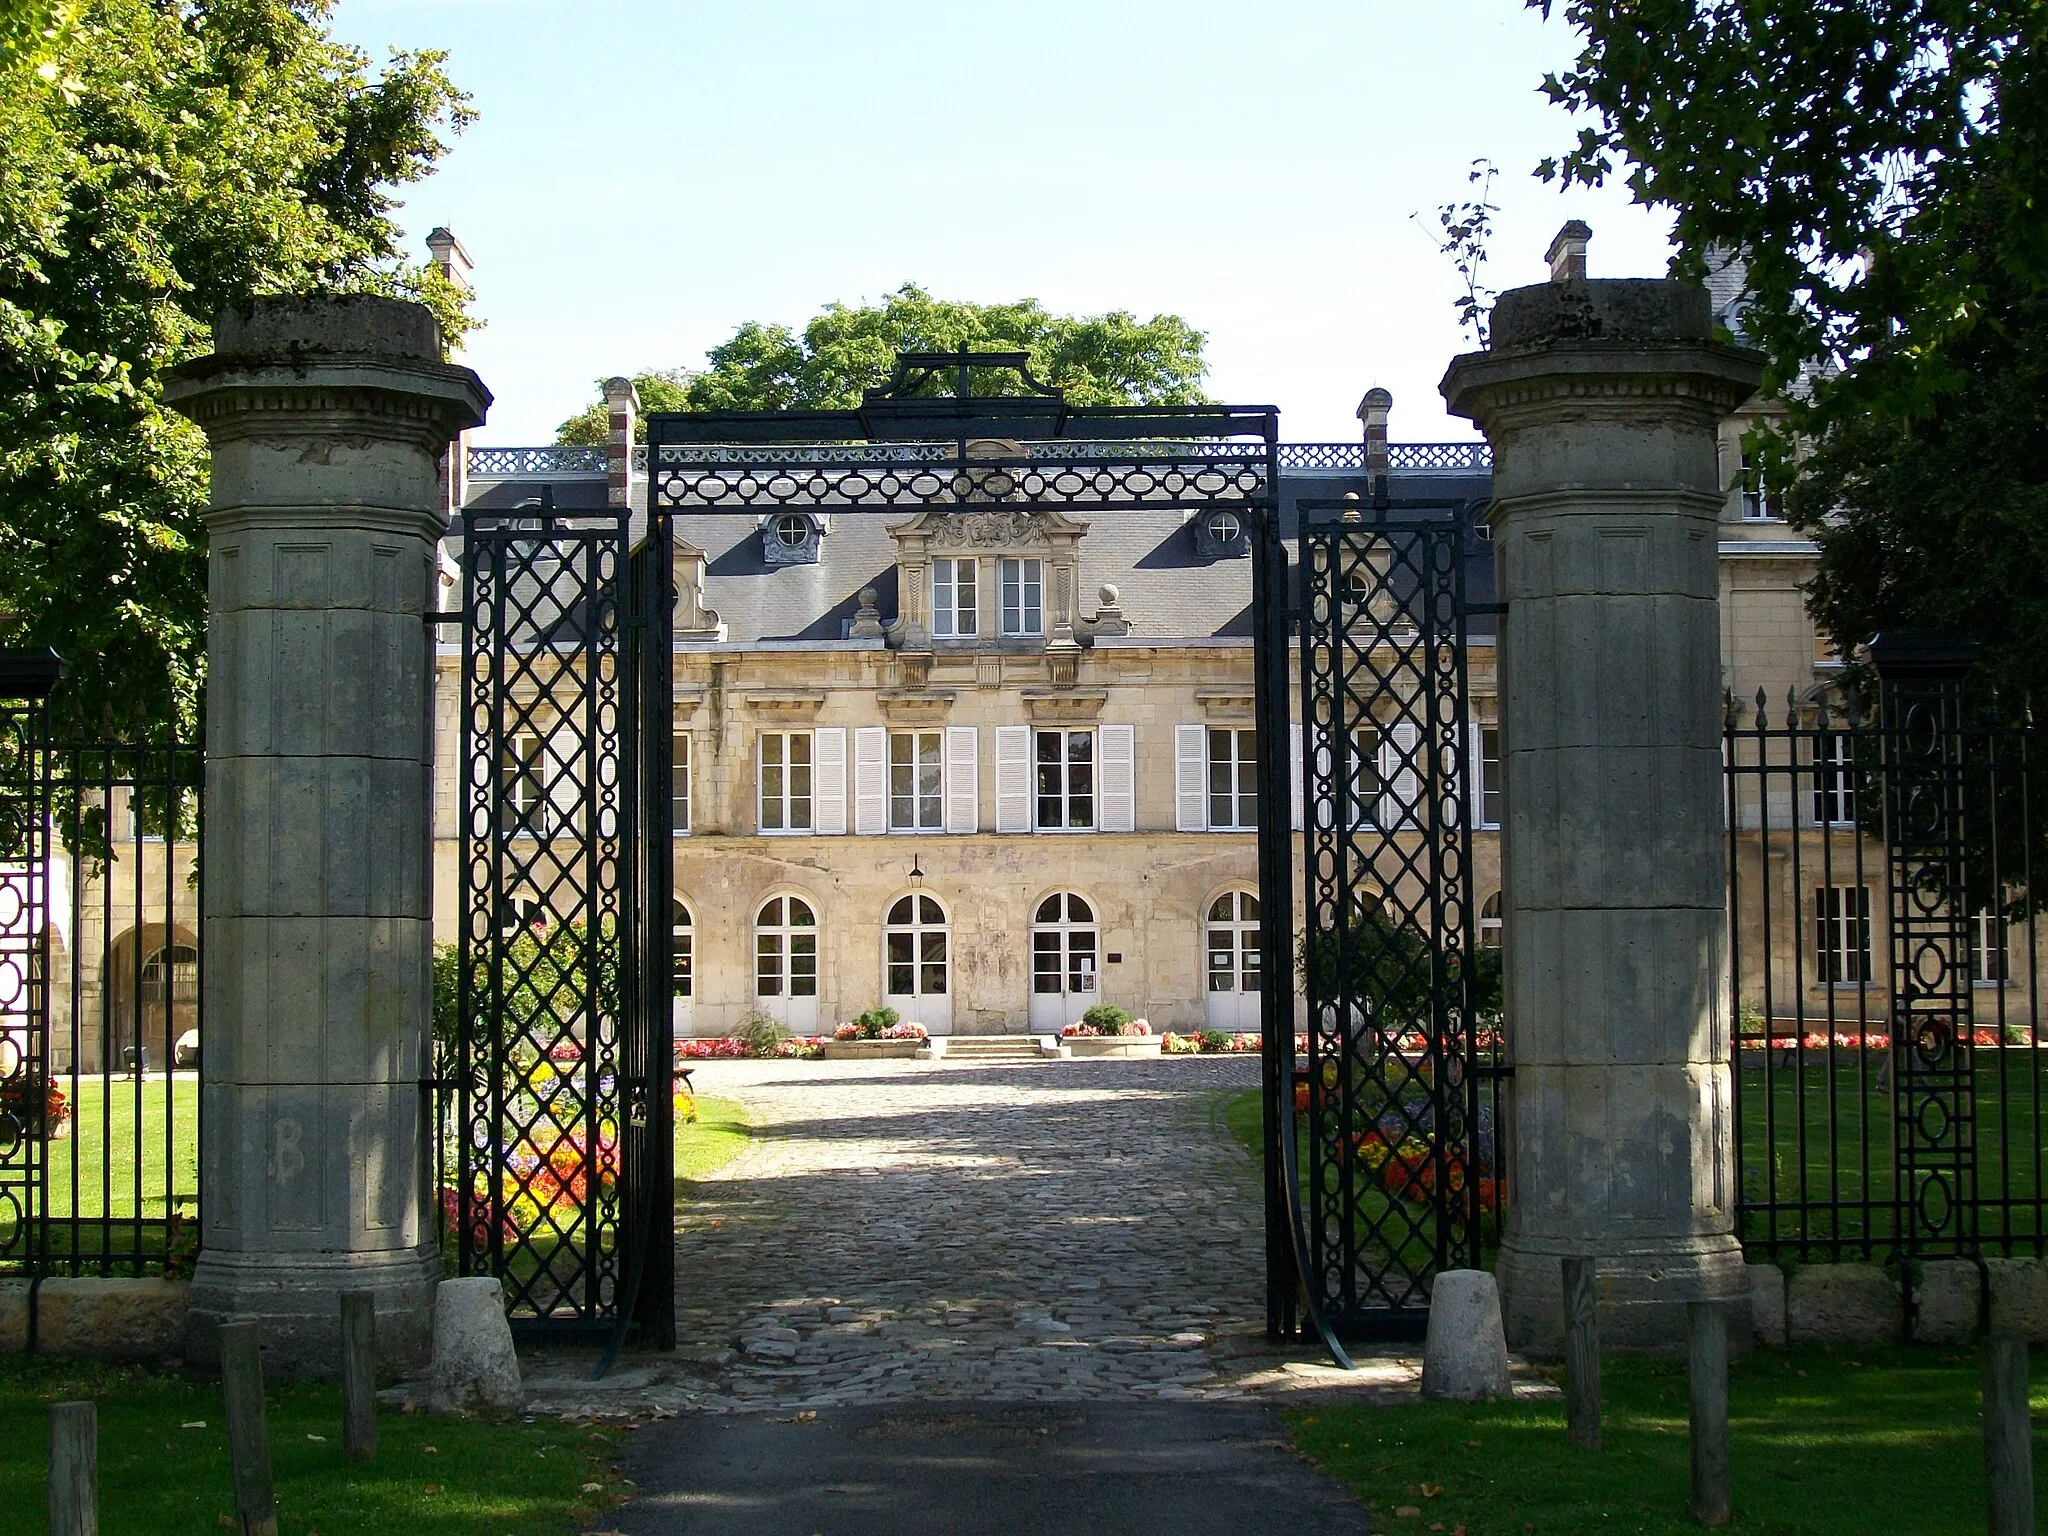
[1207,510,1242,545]
[773,514,809,548]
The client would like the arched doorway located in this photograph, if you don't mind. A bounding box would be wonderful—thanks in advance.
[671,899,694,1037]
[1029,892,1099,1032]
[754,894,819,1031]
[1204,889,1261,1032]
[106,925,198,1072]
[882,893,950,1034]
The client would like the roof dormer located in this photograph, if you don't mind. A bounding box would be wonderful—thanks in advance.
[761,510,829,566]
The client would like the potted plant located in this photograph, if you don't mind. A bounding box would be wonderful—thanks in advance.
[821,1007,933,1060]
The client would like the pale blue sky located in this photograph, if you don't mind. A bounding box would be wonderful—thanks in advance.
[329,0,1675,444]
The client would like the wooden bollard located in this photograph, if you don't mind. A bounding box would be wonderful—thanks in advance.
[1983,1332,2035,1536]
[48,1400,97,1536]
[340,1290,378,1463]
[219,1321,279,1536]
[1563,1256,1601,1451]
[1688,1300,1731,1527]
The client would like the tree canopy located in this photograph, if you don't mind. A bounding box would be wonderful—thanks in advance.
[1,0,472,735]
[556,284,1210,444]
[1532,2,2048,703]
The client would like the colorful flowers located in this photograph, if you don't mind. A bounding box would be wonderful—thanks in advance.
[676,1035,828,1060]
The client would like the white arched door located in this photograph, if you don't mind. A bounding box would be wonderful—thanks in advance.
[1203,890,1261,1032]
[1029,892,1099,1031]
[882,893,951,1035]
[671,900,694,1037]
[754,895,819,1031]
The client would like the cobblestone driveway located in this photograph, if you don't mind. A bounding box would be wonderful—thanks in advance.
[522,1054,1308,1414]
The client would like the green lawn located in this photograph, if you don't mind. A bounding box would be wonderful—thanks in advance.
[1739,1056,2048,1249]
[675,1093,750,1187]
[0,1077,198,1264]
[1291,1347,2048,1534]
[0,1355,631,1535]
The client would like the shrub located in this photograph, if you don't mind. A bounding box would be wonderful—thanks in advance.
[853,1005,901,1039]
[735,1009,790,1057]
[1081,1003,1134,1036]
[1198,1029,1231,1053]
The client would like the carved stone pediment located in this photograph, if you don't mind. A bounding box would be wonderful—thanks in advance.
[1194,686,1256,722]
[1022,687,1107,722]
[927,510,1050,549]
[878,689,956,724]
[746,690,826,723]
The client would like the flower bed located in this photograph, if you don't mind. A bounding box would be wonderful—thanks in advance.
[1160,1030,1262,1055]
[676,1035,827,1061]
[833,1020,928,1042]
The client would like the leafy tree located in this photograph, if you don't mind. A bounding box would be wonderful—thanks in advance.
[555,283,1210,443]
[1,0,473,737]
[1530,2,2048,704]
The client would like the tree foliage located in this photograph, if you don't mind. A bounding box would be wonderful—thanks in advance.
[556,283,1210,444]
[1,0,473,735]
[1532,2,2048,702]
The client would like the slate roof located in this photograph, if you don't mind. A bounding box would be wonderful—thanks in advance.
[453,461,1497,646]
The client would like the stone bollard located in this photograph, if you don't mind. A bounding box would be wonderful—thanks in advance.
[1420,1270,1513,1401]
[1442,233,1764,1354]
[427,1276,523,1414]
[164,296,490,1373]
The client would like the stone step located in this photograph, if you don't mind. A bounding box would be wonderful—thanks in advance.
[941,1035,1050,1059]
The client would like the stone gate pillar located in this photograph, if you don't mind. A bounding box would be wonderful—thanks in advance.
[165,296,490,1370]
[1441,238,1763,1352]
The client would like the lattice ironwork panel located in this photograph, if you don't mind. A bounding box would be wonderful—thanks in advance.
[457,505,647,1331]
[1296,510,1484,1339]
[0,694,49,1270]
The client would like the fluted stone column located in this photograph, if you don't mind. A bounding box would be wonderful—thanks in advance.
[1442,267,1762,1353]
[165,296,490,1371]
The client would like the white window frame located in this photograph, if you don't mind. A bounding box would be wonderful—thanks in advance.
[885,892,950,1000]
[889,729,945,833]
[1476,724,1502,830]
[1034,727,1094,832]
[757,730,814,835]
[1975,909,2011,987]
[1206,726,1257,831]
[1478,891,1502,948]
[671,899,693,999]
[932,557,978,638]
[1811,732,1857,827]
[754,894,819,999]
[1204,890,1262,995]
[1815,885,1874,986]
[1000,557,1044,637]
[1740,447,1775,521]
[671,732,691,835]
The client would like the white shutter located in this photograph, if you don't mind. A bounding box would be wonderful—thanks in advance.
[813,726,847,835]
[548,727,583,840]
[1289,721,1304,832]
[1382,720,1421,829]
[853,726,887,835]
[1175,723,1208,832]
[1099,724,1135,832]
[945,725,979,834]
[995,725,1031,833]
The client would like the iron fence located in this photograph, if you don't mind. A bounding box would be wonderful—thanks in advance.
[1725,662,2044,1268]
[0,652,203,1284]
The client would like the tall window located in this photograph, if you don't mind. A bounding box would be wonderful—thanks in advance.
[672,901,693,999]
[671,734,691,834]
[139,944,199,1007]
[1478,892,1502,948]
[501,731,546,837]
[1208,728,1257,830]
[932,558,978,638]
[1812,732,1856,826]
[1000,558,1044,636]
[1036,729,1094,830]
[1206,891,1261,994]
[1815,886,1873,985]
[755,896,818,998]
[1478,726,1502,828]
[1976,909,2011,986]
[885,894,948,999]
[1349,725,1383,827]
[758,731,813,833]
[1740,448,1773,520]
[890,731,943,831]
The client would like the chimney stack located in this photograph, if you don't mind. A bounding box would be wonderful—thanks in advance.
[1357,387,1393,487]
[1546,220,1592,283]
[604,376,639,510]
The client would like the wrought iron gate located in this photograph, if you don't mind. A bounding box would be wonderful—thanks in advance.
[1277,496,1499,1344]
[453,492,673,1346]
[1726,633,2047,1288]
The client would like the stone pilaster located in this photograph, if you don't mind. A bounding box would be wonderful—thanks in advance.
[164,295,490,1372]
[1441,259,1763,1353]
